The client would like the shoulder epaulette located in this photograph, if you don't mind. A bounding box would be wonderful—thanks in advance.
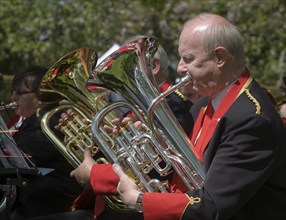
[245,89,261,114]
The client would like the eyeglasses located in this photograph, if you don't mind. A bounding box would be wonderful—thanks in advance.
[11,89,36,96]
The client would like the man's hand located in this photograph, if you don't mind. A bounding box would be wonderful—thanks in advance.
[112,164,141,210]
[70,148,95,186]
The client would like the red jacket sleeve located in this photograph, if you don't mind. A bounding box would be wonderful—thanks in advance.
[90,164,119,195]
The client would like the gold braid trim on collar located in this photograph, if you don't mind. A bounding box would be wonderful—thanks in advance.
[245,89,261,114]
[237,77,261,115]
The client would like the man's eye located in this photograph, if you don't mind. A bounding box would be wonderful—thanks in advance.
[183,56,194,63]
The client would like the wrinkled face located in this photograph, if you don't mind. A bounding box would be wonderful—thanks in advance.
[177,26,221,98]
[11,84,40,118]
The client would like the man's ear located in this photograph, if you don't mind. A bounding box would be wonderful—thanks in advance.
[214,47,227,67]
[152,57,160,75]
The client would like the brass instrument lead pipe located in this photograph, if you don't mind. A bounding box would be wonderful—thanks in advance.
[147,74,192,131]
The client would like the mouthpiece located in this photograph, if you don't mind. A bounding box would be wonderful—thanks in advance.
[179,74,192,86]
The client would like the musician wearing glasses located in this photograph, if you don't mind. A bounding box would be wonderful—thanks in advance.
[111,13,286,220]
[7,66,82,220]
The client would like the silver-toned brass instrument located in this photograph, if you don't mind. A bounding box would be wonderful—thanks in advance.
[90,36,205,194]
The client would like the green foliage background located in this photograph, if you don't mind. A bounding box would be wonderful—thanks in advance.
[0,0,285,103]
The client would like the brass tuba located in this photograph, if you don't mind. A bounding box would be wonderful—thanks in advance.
[89,36,205,193]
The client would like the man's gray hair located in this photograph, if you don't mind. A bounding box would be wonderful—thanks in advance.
[185,13,245,68]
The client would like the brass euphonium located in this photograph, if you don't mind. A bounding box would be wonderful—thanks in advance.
[89,36,205,194]
[38,48,132,211]
[38,47,113,167]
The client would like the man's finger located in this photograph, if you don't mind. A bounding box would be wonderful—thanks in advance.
[104,124,114,133]
[84,147,92,158]
[70,169,76,177]
[112,164,125,179]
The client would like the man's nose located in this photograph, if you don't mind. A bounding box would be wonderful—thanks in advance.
[177,61,188,76]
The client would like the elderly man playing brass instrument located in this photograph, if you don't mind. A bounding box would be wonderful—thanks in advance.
[70,13,286,220]
[28,39,194,220]
[70,43,194,220]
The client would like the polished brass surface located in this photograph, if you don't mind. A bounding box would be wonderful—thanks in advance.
[39,48,129,211]
[39,48,119,165]
[40,37,205,212]
[91,36,205,194]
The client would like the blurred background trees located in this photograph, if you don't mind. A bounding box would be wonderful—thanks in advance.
[0,0,285,103]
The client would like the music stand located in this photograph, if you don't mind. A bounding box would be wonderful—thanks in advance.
[0,116,39,220]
